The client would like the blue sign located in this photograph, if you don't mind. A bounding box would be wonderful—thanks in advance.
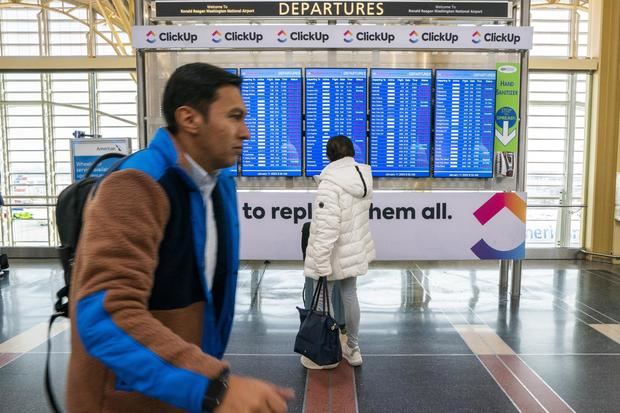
[224,68,239,176]
[305,68,367,176]
[495,106,517,129]
[240,68,303,177]
[70,138,131,182]
[433,70,496,178]
[370,69,432,177]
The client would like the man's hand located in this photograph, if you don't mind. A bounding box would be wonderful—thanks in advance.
[215,375,295,413]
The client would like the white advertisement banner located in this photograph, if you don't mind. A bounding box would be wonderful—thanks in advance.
[133,25,533,50]
[238,191,527,261]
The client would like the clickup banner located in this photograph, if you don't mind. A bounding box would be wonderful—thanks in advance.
[132,25,533,50]
[238,191,526,260]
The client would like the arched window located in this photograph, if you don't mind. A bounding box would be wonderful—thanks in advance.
[0,1,136,246]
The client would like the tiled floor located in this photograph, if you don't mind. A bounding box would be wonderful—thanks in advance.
[0,258,618,412]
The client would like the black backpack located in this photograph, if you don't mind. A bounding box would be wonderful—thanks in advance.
[53,152,126,318]
[46,152,126,413]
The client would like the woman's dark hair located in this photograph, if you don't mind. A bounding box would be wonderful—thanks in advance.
[326,135,355,162]
[162,63,242,134]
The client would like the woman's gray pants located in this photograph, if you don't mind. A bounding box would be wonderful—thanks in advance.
[304,277,360,348]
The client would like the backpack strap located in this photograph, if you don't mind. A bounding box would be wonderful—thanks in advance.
[83,152,125,178]
[45,312,66,413]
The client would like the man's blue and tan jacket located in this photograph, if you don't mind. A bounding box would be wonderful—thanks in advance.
[67,128,239,413]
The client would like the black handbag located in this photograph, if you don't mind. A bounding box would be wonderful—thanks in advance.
[294,277,342,366]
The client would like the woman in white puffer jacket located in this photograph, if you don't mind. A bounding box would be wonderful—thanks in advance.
[302,135,375,370]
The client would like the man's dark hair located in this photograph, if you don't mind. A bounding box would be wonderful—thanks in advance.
[326,135,355,162]
[162,63,242,134]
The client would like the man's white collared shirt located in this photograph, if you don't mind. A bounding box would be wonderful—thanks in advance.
[184,155,218,291]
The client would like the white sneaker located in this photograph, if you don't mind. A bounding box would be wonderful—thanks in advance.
[341,343,363,366]
[300,355,339,370]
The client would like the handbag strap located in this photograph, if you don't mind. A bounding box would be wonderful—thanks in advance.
[310,277,332,316]
[310,277,324,310]
[322,277,331,316]
[312,277,331,316]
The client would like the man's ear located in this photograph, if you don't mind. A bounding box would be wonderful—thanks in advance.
[175,106,201,135]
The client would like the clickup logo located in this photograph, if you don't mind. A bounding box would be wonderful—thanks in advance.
[409,30,419,43]
[146,30,156,44]
[472,31,482,44]
[343,30,354,43]
[277,30,287,43]
[470,193,526,259]
[212,30,222,43]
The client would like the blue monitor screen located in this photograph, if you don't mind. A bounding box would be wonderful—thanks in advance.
[305,68,367,176]
[370,69,432,177]
[240,68,303,177]
[224,68,238,176]
[433,70,496,178]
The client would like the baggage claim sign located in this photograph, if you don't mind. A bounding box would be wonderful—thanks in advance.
[153,1,511,19]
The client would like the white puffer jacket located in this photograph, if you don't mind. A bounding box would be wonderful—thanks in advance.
[304,157,375,281]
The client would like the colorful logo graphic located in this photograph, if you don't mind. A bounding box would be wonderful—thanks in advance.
[146,30,156,44]
[277,30,287,43]
[470,193,526,259]
[343,30,354,43]
[472,31,482,44]
[409,30,419,43]
[212,30,222,43]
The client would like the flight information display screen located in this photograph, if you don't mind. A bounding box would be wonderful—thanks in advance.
[224,68,238,176]
[240,68,303,176]
[305,68,367,176]
[433,70,496,178]
[369,69,432,177]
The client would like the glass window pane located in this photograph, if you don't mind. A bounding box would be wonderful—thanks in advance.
[9,151,45,162]
[53,92,89,104]
[526,207,559,246]
[54,150,71,162]
[7,128,44,140]
[54,127,80,140]
[53,116,90,127]
[55,163,71,174]
[5,92,43,101]
[10,185,47,197]
[8,139,44,151]
[527,140,565,151]
[528,128,566,140]
[10,174,46,185]
[528,152,565,163]
[9,163,45,174]
[569,209,583,246]
[7,116,43,128]
[54,139,70,151]
[12,213,50,244]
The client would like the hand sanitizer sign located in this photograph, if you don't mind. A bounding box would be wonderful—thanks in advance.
[494,63,521,152]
